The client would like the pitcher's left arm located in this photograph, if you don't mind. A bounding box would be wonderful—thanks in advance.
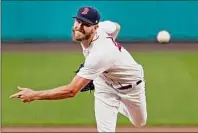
[10,76,91,102]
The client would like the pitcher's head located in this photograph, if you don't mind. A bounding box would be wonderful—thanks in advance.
[72,7,100,42]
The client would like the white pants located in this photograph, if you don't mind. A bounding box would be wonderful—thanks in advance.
[94,79,147,132]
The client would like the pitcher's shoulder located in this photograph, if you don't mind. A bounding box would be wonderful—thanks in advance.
[94,38,115,52]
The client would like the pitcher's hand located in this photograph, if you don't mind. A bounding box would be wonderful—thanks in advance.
[10,86,37,103]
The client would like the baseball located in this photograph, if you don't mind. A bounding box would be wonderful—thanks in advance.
[157,30,171,43]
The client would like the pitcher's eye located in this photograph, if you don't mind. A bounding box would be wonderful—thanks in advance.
[76,19,82,24]
[82,23,91,27]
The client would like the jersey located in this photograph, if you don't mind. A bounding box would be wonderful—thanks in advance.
[77,21,144,89]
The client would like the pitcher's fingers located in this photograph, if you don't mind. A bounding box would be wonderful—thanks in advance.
[21,99,25,103]
[18,86,24,91]
[21,99,29,103]
[10,92,21,99]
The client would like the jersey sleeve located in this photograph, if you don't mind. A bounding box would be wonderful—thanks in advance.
[77,51,114,80]
[99,21,117,35]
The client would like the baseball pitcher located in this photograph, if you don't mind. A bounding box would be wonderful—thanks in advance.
[10,6,147,132]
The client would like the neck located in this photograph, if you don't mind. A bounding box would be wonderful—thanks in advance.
[81,33,95,49]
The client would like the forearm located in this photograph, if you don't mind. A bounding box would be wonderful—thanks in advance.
[33,85,75,100]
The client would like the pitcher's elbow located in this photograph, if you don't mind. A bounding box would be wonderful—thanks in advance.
[116,23,121,31]
[69,90,77,98]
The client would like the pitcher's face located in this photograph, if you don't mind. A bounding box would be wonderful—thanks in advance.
[72,19,97,42]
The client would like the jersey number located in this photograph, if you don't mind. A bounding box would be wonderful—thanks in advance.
[107,37,122,52]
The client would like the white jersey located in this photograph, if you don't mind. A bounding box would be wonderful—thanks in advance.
[77,21,144,89]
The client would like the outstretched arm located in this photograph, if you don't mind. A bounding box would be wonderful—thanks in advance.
[34,76,90,100]
[10,75,91,103]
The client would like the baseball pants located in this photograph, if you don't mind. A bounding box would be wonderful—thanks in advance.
[94,80,147,132]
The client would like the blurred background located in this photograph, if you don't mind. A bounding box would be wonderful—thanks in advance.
[2,1,198,42]
[2,0,198,130]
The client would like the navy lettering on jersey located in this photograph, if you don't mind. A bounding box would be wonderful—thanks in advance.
[107,37,122,52]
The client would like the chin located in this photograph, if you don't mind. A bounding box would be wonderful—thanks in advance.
[73,33,85,42]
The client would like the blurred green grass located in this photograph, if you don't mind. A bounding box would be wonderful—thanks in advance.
[2,51,198,126]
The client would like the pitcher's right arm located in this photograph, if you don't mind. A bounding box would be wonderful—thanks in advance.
[99,21,121,39]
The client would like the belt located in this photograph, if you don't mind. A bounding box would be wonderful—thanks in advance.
[117,80,142,90]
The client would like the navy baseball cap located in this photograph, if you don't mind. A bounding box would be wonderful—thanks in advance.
[72,7,100,25]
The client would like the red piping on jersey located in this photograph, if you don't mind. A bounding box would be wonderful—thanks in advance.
[106,36,122,52]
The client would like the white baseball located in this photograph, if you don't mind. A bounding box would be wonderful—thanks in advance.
[157,30,171,43]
